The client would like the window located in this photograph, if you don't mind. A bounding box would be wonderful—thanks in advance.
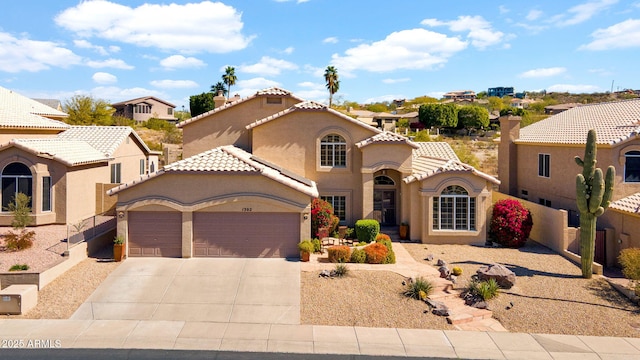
[266,97,282,104]
[320,134,346,167]
[625,151,640,182]
[1,163,32,211]
[539,198,552,207]
[110,163,121,183]
[140,159,146,175]
[521,189,528,200]
[167,108,173,115]
[538,153,550,178]
[42,176,51,212]
[320,195,346,221]
[432,185,476,231]
[374,175,395,185]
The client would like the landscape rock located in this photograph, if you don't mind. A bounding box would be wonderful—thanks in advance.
[426,299,450,317]
[476,263,516,289]
[436,259,447,267]
[424,254,434,261]
[472,301,488,309]
[438,266,450,278]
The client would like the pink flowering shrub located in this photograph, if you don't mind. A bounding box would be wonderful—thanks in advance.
[311,198,339,238]
[489,199,533,248]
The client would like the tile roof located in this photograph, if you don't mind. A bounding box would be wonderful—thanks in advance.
[7,138,111,166]
[356,131,419,149]
[111,96,175,107]
[108,145,318,197]
[58,126,152,156]
[246,101,383,134]
[517,99,640,145]
[412,142,459,161]
[0,108,70,130]
[610,192,640,215]
[404,156,499,185]
[177,87,303,128]
[0,86,68,119]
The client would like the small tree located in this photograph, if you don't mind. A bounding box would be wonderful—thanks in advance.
[418,103,458,129]
[489,199,533,248]
[3,193,35,251]
[458,105,489,134]
[311,198,339,238]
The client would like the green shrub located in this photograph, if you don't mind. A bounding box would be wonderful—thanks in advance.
[344,227,355,239]
[4,229,35,251]
[357,241,368,246]
[384,249,396,264]
[7,193,33,229]
[467,278,500,300]
[311,238,322,253]
[334,263,348,277]
[403,277,433,300]
[350,248,366,263]
[376,233,391,242]
[144,117,173,131]
[114,235,125,245]
[327,245,351,263]
[355,219,380,243]
[9,264,29,271]
[364,242,388,264]
[376,238,393,252]
[619,248,640,281]
[298,240,314,254]
[451,267,463,276]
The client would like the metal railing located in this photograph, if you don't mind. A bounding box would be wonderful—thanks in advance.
[66,214,116,251]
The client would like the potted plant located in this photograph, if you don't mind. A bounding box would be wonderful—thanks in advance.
[399,222,409,240]
[113,235,125,262]
[298,240,314,262]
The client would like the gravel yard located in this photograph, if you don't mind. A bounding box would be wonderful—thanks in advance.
[0,225,68,272]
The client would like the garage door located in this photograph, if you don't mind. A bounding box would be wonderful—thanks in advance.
[193,212,299,258]
[128,211,182,257]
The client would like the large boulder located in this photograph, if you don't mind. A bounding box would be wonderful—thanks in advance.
[476,263,516,289]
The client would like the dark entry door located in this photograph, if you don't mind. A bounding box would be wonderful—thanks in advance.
[374,190,396,225]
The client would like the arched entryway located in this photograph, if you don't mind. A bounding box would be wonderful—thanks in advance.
[1,162,32,211]
[373,170,399,225]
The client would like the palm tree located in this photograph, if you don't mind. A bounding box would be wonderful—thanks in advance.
[222,66,237,99]
[211,81,227,97]
[324,66,340,108]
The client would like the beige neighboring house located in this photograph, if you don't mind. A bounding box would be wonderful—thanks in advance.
[109,87,499,259]
[443,90,476,101]
[499,99,640,265]
[112,96,177,123]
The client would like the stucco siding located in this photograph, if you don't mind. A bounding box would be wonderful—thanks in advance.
[65,164,109,224]
[110,135,148,183]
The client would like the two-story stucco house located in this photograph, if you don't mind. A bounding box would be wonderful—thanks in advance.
[109,88,499,259]
[499,99,640,264]
[112,96,177,123]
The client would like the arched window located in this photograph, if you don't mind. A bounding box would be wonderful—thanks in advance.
[320,134,346,167]
[432,185,476,231]
[625,151,640,182]
[1,163,32,211]
[374,175,395,185]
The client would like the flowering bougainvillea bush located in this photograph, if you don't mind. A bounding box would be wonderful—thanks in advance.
[311,198,339,238]
[489,199,533,248]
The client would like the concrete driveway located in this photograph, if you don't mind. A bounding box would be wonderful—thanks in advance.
[71,258,300,325]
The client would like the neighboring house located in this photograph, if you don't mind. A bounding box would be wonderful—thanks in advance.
[109,87,499,259]
[488,87,515,98]
[544,103,581,115]
[510,98,535,109]
[443,90,476,101]
[112,96,177,123]
[498,99,640,264]
[32,99,63,112]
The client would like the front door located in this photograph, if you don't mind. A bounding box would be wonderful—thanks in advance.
[373,189,396,225]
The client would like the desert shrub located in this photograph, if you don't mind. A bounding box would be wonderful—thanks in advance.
[9,264,29,271]
[344,227,355,239]
[7,193,33,229]
[403,277,433,300]
[298,240,314,254]
[384,249,396,264]
[144,117,173,131]
[334,263,348,277]
[327,245,351,263]
[619,248,640,281]
[357,241,368,246]
[364,242,388,264]
[4,229,35,251]
[467,278,500,300]
[311,198,339,238]
[376,233,391,242]
[311,238,322,253]
[376,238,393,251]
[350,248,366,263]
[451,266,463,276]
[489,199,533,248]
[355,219,380,243]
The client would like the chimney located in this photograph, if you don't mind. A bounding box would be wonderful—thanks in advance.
[213,90,226,109]
[498,113,521,195]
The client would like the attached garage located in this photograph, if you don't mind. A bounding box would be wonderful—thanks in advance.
[128,211,182,257]
[193,212,300,258]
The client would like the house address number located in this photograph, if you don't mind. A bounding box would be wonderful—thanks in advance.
[242,207,252,212]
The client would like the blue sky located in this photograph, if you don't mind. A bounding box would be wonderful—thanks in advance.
[1,0,639,111]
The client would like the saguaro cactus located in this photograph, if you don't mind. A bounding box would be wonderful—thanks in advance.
[575,129,615,278]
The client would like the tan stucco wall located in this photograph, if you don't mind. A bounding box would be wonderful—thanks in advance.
[601,210,640,266]
[65,164,109,224]
[110,134,149,183]
[181,95,301,157]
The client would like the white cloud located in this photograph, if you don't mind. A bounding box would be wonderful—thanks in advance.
[89,86,167,103]
[519,67,567,78]
[588,68,614,76]
[421,15,505,49]
[331,28,467,73]
[282,46,294,54]
[526,10,543,21]
[498,5,509,14]
[85,58,134,69]
[552,0,618,27]
[382,78,410,84]
[297,81,323,89]
[547,84,601,93]
[55,1,254,54]
[150,80,199,89]
[74,39,111,56]
[239,56,298,76]
[92,72,117,84]
[160,55,206,69]
[323,37,339,44]
[234,77,282,97]
[579,19,640,50]
[0,32,82,73]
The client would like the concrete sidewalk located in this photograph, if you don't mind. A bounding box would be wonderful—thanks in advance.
[0,319,639,359]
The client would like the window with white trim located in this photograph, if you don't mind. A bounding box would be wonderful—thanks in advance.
[625,151,640,182]
[110,163,121,183]
[1,163,32,211]
[320,134,346,167]
[432,185,476,231]
[538,153,550,178]
[320,195,346,221]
